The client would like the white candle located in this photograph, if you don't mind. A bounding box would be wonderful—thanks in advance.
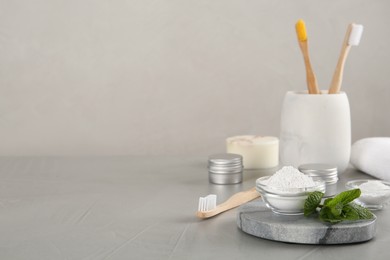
[226,135,279,169]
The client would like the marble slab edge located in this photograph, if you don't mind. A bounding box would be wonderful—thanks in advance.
[237,201,377,244]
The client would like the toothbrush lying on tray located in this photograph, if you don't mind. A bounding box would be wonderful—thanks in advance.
[295,19,320,94]
[328,23,364,94]
[196,187,260,219]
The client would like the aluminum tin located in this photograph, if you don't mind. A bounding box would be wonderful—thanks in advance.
[298,163,338,197]
[209,172,243,185]
[208,153,243,184]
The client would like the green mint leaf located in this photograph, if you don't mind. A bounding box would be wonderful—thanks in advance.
[304,191,324,216]
[330,202,343,217]
[305,188,374,224]
[340,204,360,221]
[346,202,374,220]
[319,206,342,223]
[327,189,361,207]
[323,198,333,206]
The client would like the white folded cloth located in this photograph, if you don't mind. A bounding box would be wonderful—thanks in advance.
[350,137,390,181]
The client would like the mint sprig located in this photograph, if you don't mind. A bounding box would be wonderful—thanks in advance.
[304,191,323,216]
[304,189,374,224]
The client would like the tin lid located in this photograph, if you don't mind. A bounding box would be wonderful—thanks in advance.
[298,163,338,182]
[309,175,339,183]
[208,153,243,166]
[304,172,338,178]
[208,165,243,174]
[298,164,337,174]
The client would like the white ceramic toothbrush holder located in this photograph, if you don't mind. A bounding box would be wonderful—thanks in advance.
[279,91,351,174]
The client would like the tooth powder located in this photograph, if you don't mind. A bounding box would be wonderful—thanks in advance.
[265,166,316,191]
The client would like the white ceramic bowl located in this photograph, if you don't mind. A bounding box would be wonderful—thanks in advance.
[346,179,390,210]
[256,176,326,215]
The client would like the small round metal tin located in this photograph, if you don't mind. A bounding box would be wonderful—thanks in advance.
[208,153,243,184]
[298,163,338,197]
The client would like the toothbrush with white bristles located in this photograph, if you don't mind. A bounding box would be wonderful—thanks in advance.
[328,23,364,94]
[196,187,260,219]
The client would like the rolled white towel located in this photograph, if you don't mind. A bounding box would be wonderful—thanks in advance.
[350,137,390,181]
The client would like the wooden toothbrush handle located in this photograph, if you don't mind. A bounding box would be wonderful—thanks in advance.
[197,187,260,219]
[329,24,353,94]
[218,187,260,210]
[328,45,351,94]
[299,41,320,94]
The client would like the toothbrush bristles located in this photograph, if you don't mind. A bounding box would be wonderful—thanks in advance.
[198,194,217,212]
[348,24,364,46]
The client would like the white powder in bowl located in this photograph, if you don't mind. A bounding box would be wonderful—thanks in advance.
[355,180,390,206]
[266,166,316,189]
[358,180,390,192]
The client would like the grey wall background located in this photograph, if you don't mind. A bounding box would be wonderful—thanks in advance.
[0,0,389,156]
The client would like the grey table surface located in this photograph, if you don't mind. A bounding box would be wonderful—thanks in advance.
[0,156,389,260]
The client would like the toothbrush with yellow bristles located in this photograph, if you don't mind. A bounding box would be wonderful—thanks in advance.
[295,19,320,94]
[328,23,364,94]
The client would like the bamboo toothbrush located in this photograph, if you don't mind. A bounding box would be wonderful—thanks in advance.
[196,187,260,219]
[295,19,320,94]
[328,23,364,94]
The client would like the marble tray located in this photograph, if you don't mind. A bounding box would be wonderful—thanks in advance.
[237,201,376,244]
